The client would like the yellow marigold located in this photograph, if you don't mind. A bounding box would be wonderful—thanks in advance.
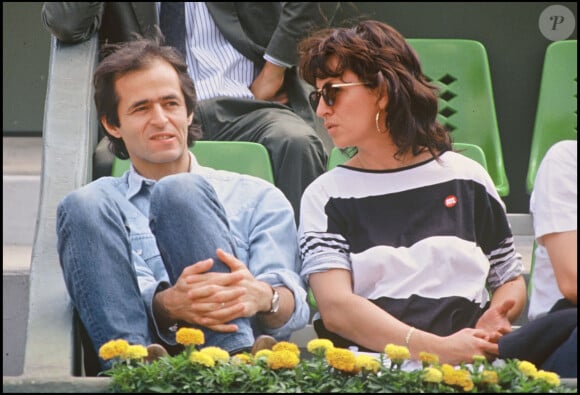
[418,351,439,366]
[232,353,253,365]
[384,343,410,363]
[354,354,380,373]
[266,350,300,370]
[456,370,474,392]
[98,339,130,361]
[122,344,148,360]
[272,341,300,356]
[481,370,499,385]
[326,347,356,373]
[255,349,273,360]
[422,367,443,383]
[534,370,560,387]
[440,363,455,379]
[200,346,230,363]
[189,351,215,367]
[518,360,538,377]
[307,339,334,354]
[459,375,475,391]
[443,367,473,391]
[472,354,486,363]
[176,327,205,346]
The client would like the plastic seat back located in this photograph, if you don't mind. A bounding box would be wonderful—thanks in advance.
[111,141,274,183]
[327,143,488,171]
[407,39,509,196]
[526,40,577,193]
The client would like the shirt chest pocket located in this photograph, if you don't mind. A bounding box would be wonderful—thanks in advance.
[126,219,165,277]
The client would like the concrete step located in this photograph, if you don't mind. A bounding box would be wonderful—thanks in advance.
[3,136,41,377]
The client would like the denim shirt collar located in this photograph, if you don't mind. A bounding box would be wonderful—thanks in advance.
[126,151,201,200]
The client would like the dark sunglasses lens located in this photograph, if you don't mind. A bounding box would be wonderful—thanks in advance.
[322,86,336,106]
[309,91,321,110]
[310,85,339,110]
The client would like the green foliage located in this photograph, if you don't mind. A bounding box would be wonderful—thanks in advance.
[102,344,576,393]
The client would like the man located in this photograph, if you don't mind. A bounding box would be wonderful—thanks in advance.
[42,2,330,223]
[56,33,309,372]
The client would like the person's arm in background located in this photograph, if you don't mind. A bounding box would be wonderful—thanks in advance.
[41,2,105,43]
[531,141,578,306]
[251,2,323,102]
[542,230,577,304]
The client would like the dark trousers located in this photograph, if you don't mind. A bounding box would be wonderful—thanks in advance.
[499,302,577,378]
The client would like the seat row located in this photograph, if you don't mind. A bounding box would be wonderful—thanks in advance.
[18,33,576,381]
[112,39,577,196]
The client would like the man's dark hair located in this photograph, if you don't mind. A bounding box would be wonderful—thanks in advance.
[94,29,201,160]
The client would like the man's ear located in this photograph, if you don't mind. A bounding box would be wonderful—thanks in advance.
[101,116,122,139]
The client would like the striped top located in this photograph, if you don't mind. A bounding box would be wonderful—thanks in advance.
[298,150,523,339]
[157,2,256,100]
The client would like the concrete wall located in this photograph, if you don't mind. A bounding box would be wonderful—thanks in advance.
[2,2,51,135]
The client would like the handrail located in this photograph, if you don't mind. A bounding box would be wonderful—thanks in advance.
[21,34,99,378]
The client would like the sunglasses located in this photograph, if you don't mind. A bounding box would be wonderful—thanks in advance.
[309,82,369,110]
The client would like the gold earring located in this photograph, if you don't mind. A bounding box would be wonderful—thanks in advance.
[375,110,387,134]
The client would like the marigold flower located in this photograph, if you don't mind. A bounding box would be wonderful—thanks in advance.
[440,363,455,377]
[326,347,356,373]
[255,349,272,360]
[98,339,130,361]
[384,343,410,363]
[472,354,486,363]
[442,367,473,391]
[176,327,205,346]
[122,344,148,360]
[481,370,499,385]
[272,341,300,356]
[460,376,474,391]
[200,346,230,363]
[422,367,443,383]
[418,351,439,366]
[518,360,538,377]
[232,353,253,365]
[354,354,380,373]
[189,351,215,367]
[267,350,300,369]
[307,339,334,354]
[534,370,560,387]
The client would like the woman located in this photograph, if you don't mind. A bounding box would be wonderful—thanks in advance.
[297,20,526,365]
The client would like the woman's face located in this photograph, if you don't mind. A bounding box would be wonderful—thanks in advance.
[313,60,387,149]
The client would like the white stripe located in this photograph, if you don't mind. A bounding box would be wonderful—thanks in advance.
[184,3,254,100]
[350,236,490,306]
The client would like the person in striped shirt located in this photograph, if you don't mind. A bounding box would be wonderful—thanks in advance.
[297,20,526,365]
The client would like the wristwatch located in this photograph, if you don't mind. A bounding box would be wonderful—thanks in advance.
[268,286,280,314]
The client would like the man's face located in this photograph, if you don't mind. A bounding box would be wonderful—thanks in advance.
[102,58,193,178]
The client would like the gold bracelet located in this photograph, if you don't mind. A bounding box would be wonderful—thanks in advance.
[404,326,416,347]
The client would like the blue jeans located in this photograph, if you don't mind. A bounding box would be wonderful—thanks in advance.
[57,173,254,370]
[150,174,254,351]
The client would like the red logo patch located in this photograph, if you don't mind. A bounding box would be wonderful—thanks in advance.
[444,195,457,208]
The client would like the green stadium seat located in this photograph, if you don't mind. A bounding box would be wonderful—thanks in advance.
[525,40,577,194]
[111,141,274,183]
[407,39,510,196]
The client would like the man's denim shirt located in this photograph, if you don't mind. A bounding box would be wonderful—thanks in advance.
[122,152,308,343]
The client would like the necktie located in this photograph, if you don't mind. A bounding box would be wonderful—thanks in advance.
[159,2,186,57]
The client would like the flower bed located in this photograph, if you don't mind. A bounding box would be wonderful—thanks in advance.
[99,328,575,393]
